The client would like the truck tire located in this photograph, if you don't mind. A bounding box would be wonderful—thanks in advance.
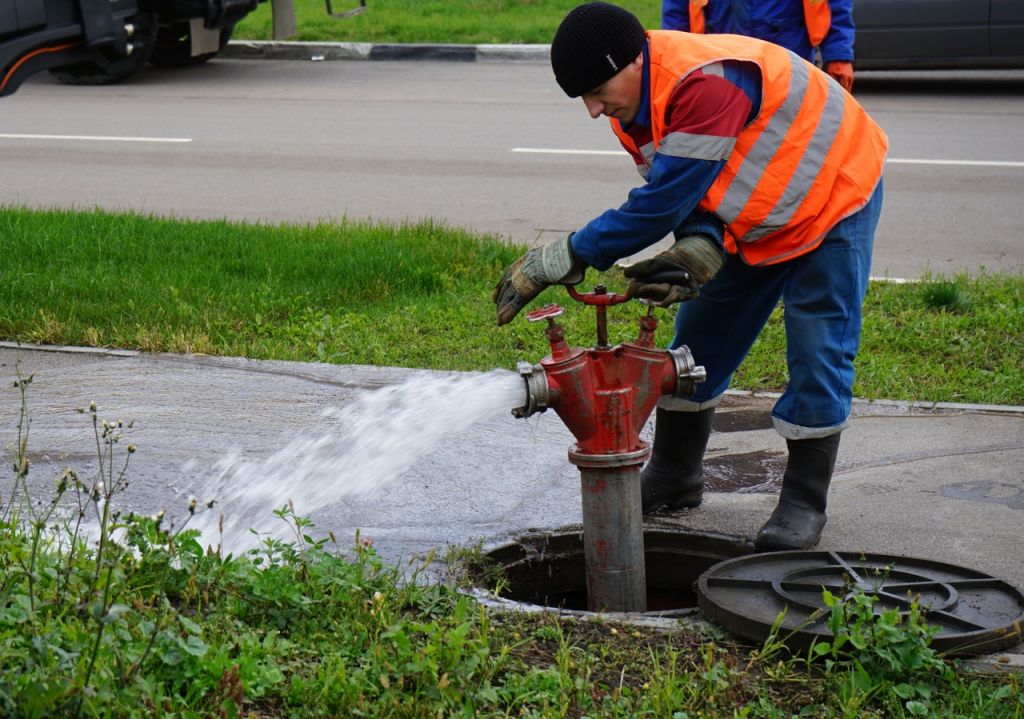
[50,12,157,85]
[150,23,234,67]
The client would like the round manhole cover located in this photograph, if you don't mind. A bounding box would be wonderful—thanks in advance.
[697,550,1024,656]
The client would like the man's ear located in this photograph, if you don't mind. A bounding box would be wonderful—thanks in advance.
[631,53,643,69]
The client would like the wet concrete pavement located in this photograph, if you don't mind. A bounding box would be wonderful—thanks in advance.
[2,342,1022,659]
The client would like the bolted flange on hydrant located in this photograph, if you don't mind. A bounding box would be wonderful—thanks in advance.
[512,285,706,613]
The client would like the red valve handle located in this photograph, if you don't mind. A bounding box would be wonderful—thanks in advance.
[526,304,565,322]
[566,285,632,306]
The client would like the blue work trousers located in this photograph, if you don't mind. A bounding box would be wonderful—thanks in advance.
[661,181,884,439]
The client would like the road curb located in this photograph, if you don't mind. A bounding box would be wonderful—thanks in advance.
[222,40,550,63]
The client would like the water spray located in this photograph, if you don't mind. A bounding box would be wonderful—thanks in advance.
[512,285,705,612]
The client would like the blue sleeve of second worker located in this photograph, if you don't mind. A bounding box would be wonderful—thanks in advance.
[820,0,855,62]
[661,0,690,30]
[570,155,725,271]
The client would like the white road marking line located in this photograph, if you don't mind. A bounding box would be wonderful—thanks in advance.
[510,148,1024,167]
[511,147,623,156]
[870,276,917,284]
[886,158,1024,168]
[0,133,192,143]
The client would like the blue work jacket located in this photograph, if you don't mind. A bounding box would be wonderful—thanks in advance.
[661,0,855,63]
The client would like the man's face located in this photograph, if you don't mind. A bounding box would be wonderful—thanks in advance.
[581,54,644,123]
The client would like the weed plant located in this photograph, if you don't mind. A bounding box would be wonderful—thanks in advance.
[812,587,955,715]
[2,207,1022,405]
[2,377,1022,717]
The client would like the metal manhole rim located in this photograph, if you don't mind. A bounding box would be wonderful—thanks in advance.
[473,527,751,625]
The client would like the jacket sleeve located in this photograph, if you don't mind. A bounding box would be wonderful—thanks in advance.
[819,0,855,63]
[569,155,725,271]
[661,0,691,31]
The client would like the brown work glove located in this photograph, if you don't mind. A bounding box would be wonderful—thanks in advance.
[622,234,725,307]
[492,235,585,325]
[825,61,854,92]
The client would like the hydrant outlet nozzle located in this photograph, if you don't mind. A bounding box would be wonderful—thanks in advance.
[668,346,707,398]
[512,361,549,418]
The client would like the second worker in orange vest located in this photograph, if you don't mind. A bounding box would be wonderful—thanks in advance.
[663,0,856,92]
[493,2,887,551]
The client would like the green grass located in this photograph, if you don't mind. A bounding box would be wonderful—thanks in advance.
[737,275,1024,406]
[2,385,1021,717]
[2,207,1022,406]
[233,0,662,44]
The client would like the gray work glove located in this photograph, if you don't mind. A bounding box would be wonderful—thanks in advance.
[622,234,725,307]
[493,235,585,326]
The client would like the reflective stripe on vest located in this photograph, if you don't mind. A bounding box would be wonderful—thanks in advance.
[612,31,887,266]
[689,0,708,34]
[714,53,846,243]
[634,132,734,178]
[803,0,832,47]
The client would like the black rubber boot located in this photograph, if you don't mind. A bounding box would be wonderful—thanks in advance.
[641,407,715,514]
[755,433,842,551]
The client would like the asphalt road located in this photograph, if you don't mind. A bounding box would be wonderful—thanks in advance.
[3,59,1023,279]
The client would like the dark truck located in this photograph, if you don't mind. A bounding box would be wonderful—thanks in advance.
[1,0,261,91]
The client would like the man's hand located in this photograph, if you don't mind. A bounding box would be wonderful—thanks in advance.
[493,235,585,325]
[825,61,854,92]
[622,234,724,307]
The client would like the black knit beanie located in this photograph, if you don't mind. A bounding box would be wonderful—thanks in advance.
[551,2,646,98]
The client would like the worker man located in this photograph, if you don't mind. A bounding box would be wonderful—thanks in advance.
[662,0,856,92]
[492,1,887,551]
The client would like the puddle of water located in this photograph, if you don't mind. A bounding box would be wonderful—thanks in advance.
[188,369,526,555]
[941,480,1024,510]
[705,449,786,493]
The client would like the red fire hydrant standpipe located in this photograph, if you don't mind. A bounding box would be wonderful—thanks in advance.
[512,286,706,613]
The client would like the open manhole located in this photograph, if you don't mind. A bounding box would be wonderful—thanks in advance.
[482,528,752,616]
[699,551,1024,656]
[479,530,1024,656]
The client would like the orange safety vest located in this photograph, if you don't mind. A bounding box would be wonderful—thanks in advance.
[803,0,832,47]
[611,31,887,266]
[688,0,832,48]
[688,0,708,33]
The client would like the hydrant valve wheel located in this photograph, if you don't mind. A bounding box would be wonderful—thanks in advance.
[526,304,564,322]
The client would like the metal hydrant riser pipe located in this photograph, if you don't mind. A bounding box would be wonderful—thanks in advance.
[578,463,648,613]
